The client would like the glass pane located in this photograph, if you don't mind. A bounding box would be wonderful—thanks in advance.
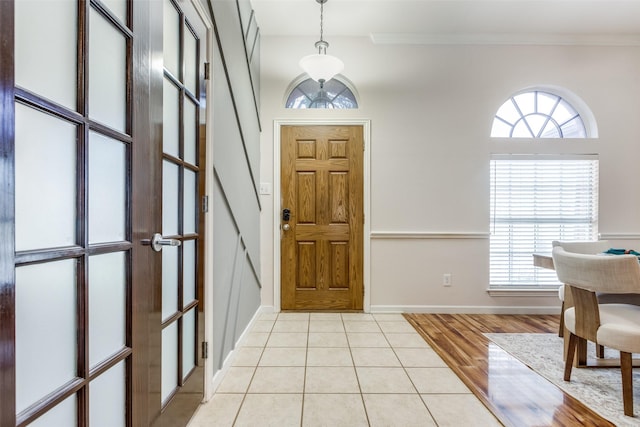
[163,0,180,78]
[89,7,127,132]
[540,121,561,138]
[286,78,358,109]
[553,99,578,124]
[183,169,196,234]
[162,161,179,236]
[162,245,179,320]
[90,361,126,427]
[29,394,77,427]
[490,119,511,137]
[183,98,197,165]
[183,239,196,306]
[513,92,535,116]
[561,117,587,138]
[161,322,178,405]
[512,119,533,138]
[184,28,198,95]
[15,104,76,251]
[101,0,127,24]
[16,260,76,413]
[89,252,126,367]
[525,113,547,137]
[89,132,126,244]
[536,92,559,115]
[495,98,520,125]
[15,0,77,110]
[182,308,196,380]
[163,78,180,158]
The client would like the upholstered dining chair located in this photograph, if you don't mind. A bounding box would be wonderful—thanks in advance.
[552,240,611,338]
[552,246,640,416]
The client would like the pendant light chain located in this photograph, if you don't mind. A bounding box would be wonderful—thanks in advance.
[320,1,324,42]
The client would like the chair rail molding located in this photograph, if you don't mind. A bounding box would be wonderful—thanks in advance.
[599,233,640,240]
[370,231,489,239]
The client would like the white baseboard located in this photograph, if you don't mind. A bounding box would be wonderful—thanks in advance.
[370,305,560,315]
[205,305,274,401]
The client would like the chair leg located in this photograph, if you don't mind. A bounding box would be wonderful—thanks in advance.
[564,333,578,381]
[558,301,565,338]
[621,351,634,417]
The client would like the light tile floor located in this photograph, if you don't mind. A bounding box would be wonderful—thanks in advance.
[187,312,502,427]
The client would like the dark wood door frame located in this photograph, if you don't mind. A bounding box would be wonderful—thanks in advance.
[0,0,17,424]
[273,120,371,313]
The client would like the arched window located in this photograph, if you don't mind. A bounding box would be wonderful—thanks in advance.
[285,76,358,109]
[491,90,587,138]
[489,88,598,291]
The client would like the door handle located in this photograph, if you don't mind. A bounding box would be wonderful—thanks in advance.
[142,233,182,252]
[282,224,290,231]
[282,208,291,221]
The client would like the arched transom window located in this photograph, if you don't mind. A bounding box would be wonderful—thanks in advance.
[286,77,358,109]
[491,90,586,138]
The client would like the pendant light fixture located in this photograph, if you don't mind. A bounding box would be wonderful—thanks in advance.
[299,0,344,87]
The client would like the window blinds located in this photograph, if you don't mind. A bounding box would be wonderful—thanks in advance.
[489,156,599,288]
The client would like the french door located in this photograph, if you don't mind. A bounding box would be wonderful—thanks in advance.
[153,0,208,425]
[0,0,208,425]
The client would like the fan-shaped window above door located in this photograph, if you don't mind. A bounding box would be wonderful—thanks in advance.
[285,76,358,109]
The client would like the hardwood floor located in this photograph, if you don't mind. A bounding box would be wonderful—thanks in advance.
[404,313,614,427]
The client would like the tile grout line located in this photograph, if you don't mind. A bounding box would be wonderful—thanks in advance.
[385,316,441,426]
[231,313,276,426]
[343,313,373,426]
[300,314,310,427]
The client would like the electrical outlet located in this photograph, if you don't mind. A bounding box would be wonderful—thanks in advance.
[443,273,452,287]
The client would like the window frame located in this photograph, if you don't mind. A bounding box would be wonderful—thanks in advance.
[491,87,598,139]
[488,87,599,294]
[489,154,599,292]
[284,74,359,109]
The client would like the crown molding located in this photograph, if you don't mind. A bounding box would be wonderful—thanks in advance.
[370,33,640,46]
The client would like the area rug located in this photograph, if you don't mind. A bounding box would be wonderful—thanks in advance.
[485,333,640,427]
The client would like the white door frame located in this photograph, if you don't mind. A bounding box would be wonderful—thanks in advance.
[189,0,215,401]
[272,119,371,312]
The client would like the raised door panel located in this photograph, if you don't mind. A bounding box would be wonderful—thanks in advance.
[281,126,363,310]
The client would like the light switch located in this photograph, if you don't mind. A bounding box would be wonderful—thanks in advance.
[260,182,272,195]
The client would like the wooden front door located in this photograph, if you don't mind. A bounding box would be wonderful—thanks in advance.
[281,125,364,310]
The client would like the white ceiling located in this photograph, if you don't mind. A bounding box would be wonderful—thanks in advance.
[251,0,640,43]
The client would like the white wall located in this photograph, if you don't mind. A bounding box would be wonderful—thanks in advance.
[259,35,640,313]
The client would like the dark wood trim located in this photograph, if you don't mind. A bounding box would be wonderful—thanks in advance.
[88,347,133,378]
[18,346,132,426]
[90,0,134,39]
[15,89,85,124]
[0,1,16,425]
[14,242,132,266]
[16,378,85,427]
[77,255,89,427]
[131,0,157,424]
